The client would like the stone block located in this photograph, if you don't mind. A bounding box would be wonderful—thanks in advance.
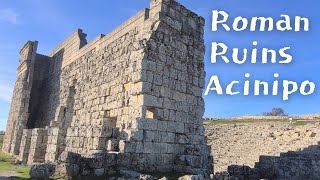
[178,174,204,180]
[93,168,106,176]
[144,119,158,131]
[30,163,56,179]
[130,130,144,141]
[106,139,119,151]
[86,152,116,168]
[144,130,155,142]
[56,163,80,177]
[144,142,154,153]
[58,151,81,164]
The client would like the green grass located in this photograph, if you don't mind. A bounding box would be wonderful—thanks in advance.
[0,151,31,179]
[204,118,286,125]
[0,135,3,149]
[291,120,319,126]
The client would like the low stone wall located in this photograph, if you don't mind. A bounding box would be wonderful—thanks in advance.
[205,123,320,173]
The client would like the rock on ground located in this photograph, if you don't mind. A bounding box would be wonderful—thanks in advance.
[178,174,204,180]
[29,163,56,179]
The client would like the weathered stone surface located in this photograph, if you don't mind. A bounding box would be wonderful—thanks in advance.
[227,165,260,180]
[93,168,106,176]
[119,170,156,180]
[255,151,320,180]
[56,163,80,177]
[178,174,204,180]
[58,151,81,164]
[159,177,169,180]
[29,163,56,179]
[119,170,142,178]
[86,152,116,168]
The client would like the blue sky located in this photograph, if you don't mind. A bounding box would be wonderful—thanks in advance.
[0,0,319,130]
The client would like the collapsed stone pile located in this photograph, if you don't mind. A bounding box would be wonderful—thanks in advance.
[30,151,208,179]
[226,145,320,180]
[55,151,116,177]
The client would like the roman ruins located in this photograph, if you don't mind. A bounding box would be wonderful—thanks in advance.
[2,0,213,177]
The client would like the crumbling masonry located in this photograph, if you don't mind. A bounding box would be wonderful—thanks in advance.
[3,0,213,176]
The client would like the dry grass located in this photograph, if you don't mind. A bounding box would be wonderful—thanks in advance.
[204,117,320,126]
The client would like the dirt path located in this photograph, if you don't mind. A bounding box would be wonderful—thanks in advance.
[0,171,19,179]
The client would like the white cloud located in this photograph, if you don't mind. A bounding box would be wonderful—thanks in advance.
[0,8,18,24]
[0,84,13,103]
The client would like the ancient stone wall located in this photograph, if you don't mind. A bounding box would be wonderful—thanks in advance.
[3,41,38,155]
[206,123,320,173]
[3,0,213,176]
[27,54,50,129]
[39,29,88,128]
[118,0,211,174]
[2,72,27,153]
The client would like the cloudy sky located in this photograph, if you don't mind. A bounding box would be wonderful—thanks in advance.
[0,0,319,130]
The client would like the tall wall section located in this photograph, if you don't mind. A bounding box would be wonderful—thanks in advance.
[118,0,212,175]
[45,8,151,160]
[3,41,42,155]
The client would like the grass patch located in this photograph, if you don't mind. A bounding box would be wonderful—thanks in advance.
[204,118,320,126]
[0,151,30,179]
[291,121,319,126]
[0,135,3,149]
[204,118,286,125]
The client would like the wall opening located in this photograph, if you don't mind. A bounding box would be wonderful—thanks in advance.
[106,117,117,128]
[146,107,156,119]
[62,86,76,128]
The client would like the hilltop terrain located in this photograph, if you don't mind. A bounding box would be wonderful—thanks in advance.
[204,115,320,173]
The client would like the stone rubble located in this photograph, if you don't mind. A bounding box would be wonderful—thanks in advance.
[224,147,320,180]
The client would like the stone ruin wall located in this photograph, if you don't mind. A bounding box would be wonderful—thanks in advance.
[3,0,213,176]
[206,123,320,173]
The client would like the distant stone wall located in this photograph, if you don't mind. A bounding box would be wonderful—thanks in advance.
[206,123,320,173]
